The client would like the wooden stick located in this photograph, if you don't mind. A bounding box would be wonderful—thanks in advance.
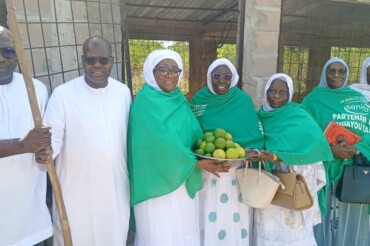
[5,1,73,245]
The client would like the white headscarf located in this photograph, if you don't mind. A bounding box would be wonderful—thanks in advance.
[207,58,239,94]
[262,73,294,111]
[349,57,370,101]
[143,49,183,92]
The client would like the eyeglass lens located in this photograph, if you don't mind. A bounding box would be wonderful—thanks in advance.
[0,48,16,59]
[157,67,181,76]
[212,73,232,81]
[327,68,347,76]
[84,57,111,65]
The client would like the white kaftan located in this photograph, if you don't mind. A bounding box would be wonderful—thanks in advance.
[254,162,326,246]
[134,183,200,246]
[0,73,53,246]
[44,76,131,246]
[199,165,251,246]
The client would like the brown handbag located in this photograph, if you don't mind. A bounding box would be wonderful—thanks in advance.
[271,163,314,211]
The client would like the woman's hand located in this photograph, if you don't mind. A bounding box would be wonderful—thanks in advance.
[331,142,358,160]
[196,159,230,178]
[247,150,276,162]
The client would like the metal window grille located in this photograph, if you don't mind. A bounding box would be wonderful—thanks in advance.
[278,0,370,101]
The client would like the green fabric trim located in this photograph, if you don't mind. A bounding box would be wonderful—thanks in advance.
[191,87,264,149]
[128,84,203,205]
[257,102,333,165]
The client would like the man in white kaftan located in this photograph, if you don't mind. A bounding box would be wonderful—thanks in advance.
[0,26,53,246]
[43,37,131,245]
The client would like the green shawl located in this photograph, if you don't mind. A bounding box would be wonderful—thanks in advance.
[128,84,203,205]
[257,102,333,165]
[302,87,370,213]
[191,87,264,149]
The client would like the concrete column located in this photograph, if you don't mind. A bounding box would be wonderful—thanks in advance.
[187,39,217,101]
[241,0,282,108]
[306,47,331,92]
[0,0,6,27]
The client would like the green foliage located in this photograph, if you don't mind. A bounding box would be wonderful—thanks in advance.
[282,46,370,101]
[128,40,164,95]
[128,40,237,96]
[217,44,237,65]
[331,47,370,84]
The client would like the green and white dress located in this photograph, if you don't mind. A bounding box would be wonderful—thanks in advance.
[191,86,264,246]
[129,84,203,246]
[255,102,332,246]
[303,87,370,246]
[302,57,370,246]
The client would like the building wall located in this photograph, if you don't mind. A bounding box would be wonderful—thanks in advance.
[0,0,6,27]
[241,0,282,108]
[8,0,122,93]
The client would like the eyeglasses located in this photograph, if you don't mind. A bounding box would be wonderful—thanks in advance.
[0,47,16,59]
[153,67,182,76]
[267,88,289,97]
[327,68,347,76]
[83,56,113,65]
[211,73,233,82]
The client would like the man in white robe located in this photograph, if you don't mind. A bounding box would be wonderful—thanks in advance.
[43,36,131,245]
[0,26,53,245]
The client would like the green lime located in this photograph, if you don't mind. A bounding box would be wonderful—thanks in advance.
[204,142,216,153]
[226,140,235,149]
[205,135,215,143]
[236,147,246,158]
[225,132,233,140]
[214,128,226,138]
[195,139,203,148]
[200,141,206,150]
[195,148,205,155]
[203,132,214,140]
[215,138,226,149]
[226,148,238,159]
[213,149,226,159]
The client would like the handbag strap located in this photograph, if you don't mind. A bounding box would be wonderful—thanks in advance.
[243,158,267,180]
[354,152,370,166]
[253,149,269,171]
[244,158,286,189]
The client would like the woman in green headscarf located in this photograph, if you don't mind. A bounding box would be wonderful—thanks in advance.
[248,73,333,246]
[128,50,228,246]
[191,58,264,246]
[302,57,370,246]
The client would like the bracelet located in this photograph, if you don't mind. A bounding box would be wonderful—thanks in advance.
[272,153,278,161]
